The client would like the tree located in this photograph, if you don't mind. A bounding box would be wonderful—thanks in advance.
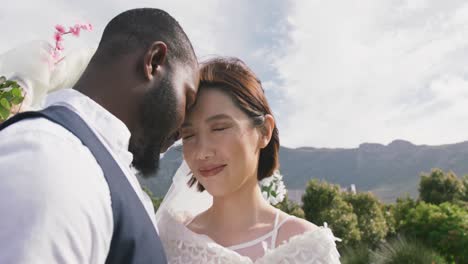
[381,203,396,238]
[302,179,341,223]
[454,175,468,210]
[399,202,468,263]
[344,192,388,248]
[274,195,305,219]
[321,198,361,248]
[302,179,361,248]
[142,186,163,212]
[460,174,468,202]
[419,169,464,205]
[391,195,417,232]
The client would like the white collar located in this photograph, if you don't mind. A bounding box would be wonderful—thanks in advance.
[45,88,133,167]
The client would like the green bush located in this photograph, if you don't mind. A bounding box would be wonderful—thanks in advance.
[399,202,468,263]
[344,192,388,248]
[419,169,464,205]
[371,236,447,264]
[302,180,361,248]
[392,195,418,232]
[460,174,468,203]
[341,243,371,264]
[381,203,396,238]
[302,179,342,222]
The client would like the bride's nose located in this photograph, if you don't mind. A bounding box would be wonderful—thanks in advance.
[194,134,215,160]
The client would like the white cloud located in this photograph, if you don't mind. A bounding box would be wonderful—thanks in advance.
[0,0,288,72]
[2,0,468,148]
[274,0,468,147]
[0,0,222,54]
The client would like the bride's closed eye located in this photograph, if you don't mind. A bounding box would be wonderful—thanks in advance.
[182,134,195,140]
[180,129,195,140]
[212,127,228,131]
[212,124,232,132]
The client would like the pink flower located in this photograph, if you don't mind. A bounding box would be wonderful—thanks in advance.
[55,24,66,33]
[79,23,93,31]
[49,22,92,64]
[69,25,81,37]
[56,41,64,51]
[54,32,63,42]
[50,49,60,60]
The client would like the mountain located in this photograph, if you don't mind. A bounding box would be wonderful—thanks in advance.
[138,140,468,203]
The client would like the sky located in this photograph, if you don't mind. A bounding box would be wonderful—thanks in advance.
[2,0,468,148]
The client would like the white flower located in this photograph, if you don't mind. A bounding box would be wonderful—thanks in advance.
[259,175,274,186]
[259,170,288,205]
[269,196,279,205]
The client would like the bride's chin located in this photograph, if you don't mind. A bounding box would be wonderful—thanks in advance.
[202,185,226,198]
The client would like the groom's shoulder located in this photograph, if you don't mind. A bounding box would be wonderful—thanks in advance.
[0,116,82,146]
[0,117,106,180]
[0,118,113,263]
[0,116,110,213]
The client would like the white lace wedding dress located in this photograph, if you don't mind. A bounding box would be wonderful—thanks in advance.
[157,208,341,264]
[155,162,340,263]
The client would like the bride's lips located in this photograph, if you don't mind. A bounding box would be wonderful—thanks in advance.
[198,165,227,177]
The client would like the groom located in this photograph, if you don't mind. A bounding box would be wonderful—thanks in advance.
[0,8,198,264]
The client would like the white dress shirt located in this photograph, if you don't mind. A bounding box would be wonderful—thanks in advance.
[0,89,158,264]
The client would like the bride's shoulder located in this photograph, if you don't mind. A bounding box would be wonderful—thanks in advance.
[275,213,318,246]
[257,213,341,263]
[259,216,341,264]
[186,210,210,234]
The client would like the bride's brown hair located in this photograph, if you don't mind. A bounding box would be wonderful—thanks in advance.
[188,57,280,191]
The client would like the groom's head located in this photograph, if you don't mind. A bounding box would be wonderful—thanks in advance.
[87,8,199,176]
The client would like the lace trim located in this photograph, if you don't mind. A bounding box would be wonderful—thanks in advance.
[257,227,341,264]
[158,210,341,264]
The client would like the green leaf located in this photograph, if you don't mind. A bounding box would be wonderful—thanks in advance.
[5,94,14,102]
[0,98,10,110]
[11,87,22,97]
[11,96,24,105]
[3,80,14,87]
[11,82,20,89]
[0,105,9,121]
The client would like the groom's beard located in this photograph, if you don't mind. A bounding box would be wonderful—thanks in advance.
[129,77,178,177]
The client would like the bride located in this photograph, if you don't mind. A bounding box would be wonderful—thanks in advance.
[156,57,340,263]
[1,40,340,264]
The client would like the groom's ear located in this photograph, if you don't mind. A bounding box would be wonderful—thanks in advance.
[143,41,168,81]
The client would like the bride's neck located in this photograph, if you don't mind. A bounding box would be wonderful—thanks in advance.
[207,177,273,231]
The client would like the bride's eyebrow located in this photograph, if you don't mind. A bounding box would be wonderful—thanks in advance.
[181,114,233,128]
[205,114,233,123]
[181,122,192,129]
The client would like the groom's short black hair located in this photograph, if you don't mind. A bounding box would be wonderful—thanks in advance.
[95,8,196,65]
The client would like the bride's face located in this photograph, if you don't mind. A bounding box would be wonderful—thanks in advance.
[181,88,262,197]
